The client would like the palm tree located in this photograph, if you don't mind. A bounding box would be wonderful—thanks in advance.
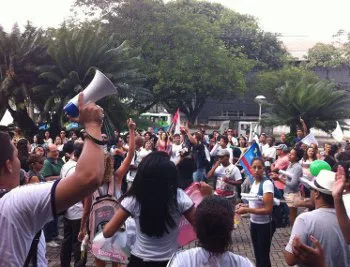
[263,78,350,134]
[33,24,147,134]
[0,23,50,135]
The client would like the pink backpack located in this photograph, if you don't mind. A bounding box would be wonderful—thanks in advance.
[88,178,120,244]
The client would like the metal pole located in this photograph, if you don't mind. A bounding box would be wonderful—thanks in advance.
[259,104,262,121]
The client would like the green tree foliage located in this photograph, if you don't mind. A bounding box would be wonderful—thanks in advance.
[169,0,287,69]
[33,24,146,133]
[0,22,50,135]
[73,0,286,123]
[263,78,350,133]
[305,43,345,79]
[153,8,252,123]
[250,65,319,101]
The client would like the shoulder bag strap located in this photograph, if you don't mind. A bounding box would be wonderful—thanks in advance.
[23,230,42,267]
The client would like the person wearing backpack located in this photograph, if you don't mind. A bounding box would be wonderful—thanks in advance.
[0,93,105,266]
[270,148,303,227]
[78,118,136,267]
[236,157,275,267]
[103,151,196,267]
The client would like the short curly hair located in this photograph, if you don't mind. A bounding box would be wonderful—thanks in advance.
[195,195,234,254]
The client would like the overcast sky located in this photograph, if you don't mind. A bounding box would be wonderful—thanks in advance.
[2,0,350,57]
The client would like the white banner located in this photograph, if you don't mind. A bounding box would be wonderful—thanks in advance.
[332,121,344,142]
[301,133,318,146]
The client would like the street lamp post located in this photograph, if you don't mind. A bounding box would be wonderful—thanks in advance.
[254,95,266,121]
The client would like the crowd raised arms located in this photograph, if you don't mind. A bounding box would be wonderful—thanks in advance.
[1,104,350,266]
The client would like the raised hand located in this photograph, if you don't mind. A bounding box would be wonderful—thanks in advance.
[127,118,136,131]
[71,93,104,127]
[333,165,346,199]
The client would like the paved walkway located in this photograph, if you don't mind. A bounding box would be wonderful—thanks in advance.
[46,217,291,266]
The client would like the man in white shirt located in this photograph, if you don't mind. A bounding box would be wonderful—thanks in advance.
[226,128,238,146]
[258,133,267,151]
[262,136,276,169]
[207,149,242,200]
[170,134,183,164]
[60,142,85,266]
[284,170,350,267]
[210,135,234,164]
[0,93,105,266]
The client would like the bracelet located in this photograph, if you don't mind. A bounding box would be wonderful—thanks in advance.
[85,132,104,146]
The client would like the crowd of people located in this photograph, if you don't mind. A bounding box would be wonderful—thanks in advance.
[1,96,350,266]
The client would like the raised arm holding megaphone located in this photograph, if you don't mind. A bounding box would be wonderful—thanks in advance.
[64,70,118,117]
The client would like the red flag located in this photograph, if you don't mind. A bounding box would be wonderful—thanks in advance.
[172,109,180,134]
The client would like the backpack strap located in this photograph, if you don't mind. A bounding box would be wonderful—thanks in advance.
[257,178,268,196]
[94,176,116,200]
[23,230,42,267]
[107,175,115,197]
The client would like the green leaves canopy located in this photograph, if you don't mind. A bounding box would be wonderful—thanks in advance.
[33,24,146,132]
[263,79,350,132]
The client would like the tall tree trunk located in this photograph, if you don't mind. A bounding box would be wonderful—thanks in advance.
[184,99,206,126]
[290,118,298,137]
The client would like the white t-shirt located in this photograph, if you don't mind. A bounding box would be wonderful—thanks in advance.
[126,149,142,183]
[0,180,59,266]
[60,159,83,220]
[230,136,238,146]
[121,188,194,261]
[171,143,183,164]
[210,144,234,163]
[248,179,274,224]
[262,145,276,160]
[214,164,242,198]
[285,208,350,267]
[167,247,254,267]
[139,147,152,161]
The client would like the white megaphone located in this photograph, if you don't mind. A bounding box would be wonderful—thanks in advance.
[63,70,117,117]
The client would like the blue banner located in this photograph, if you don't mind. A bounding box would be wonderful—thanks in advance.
[238,142,262,182]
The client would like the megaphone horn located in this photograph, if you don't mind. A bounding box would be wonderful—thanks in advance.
[63,70,117,117]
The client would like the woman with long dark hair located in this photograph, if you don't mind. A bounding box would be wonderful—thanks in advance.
[103,151,195,267]
[236,157,275,267]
